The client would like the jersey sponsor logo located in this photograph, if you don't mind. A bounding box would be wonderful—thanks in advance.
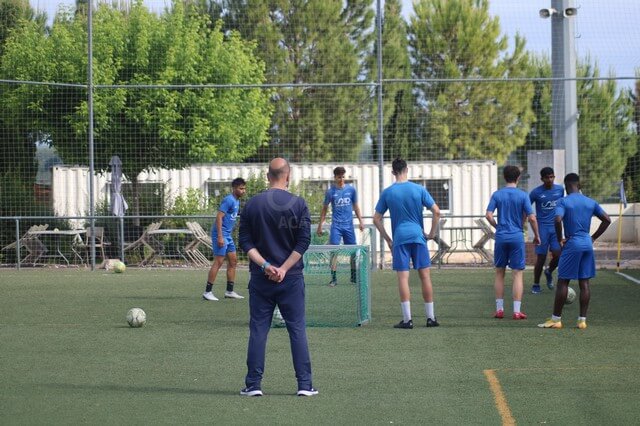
[334,196,352,206]
[541,200,557,210]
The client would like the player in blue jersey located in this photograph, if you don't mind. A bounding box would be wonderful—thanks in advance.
[316,166,364,286]
[202,177,247,301]
[538,173,610,330]
[529,167,565,294]
[486,165,540,320]
[373,158,441,329]
[238,158,316,397]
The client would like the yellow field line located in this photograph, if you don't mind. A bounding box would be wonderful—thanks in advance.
[498,365,639,372]
[483,369,515,426]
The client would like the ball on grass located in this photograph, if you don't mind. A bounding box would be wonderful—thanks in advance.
[565,286,577,304]
[126,308,146,328]
[114,261,126,273]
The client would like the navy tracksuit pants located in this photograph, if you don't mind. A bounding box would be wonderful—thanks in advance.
[245,273,313,390]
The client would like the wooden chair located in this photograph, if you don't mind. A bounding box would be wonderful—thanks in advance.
[185,221,213,267]
[430,219,450,264]
[124,221,162,266]
[1,224,49,265]
[473,218,495,263]
[75,226,110,263]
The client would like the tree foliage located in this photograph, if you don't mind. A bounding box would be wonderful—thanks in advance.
[408,0,534,163]
[0,0,47,215]
[518,55,637,200]
[368,0,418,161]
[575,63,637,200]
[217,0,374,162]
[1,1,272,216]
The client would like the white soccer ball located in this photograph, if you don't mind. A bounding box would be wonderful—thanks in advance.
[126,308,146,328]
[565,287,577,305]
[114,261,126,273]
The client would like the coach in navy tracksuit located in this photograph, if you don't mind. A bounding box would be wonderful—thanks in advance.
[238,158,317,397]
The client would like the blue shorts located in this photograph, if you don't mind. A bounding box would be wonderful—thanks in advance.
[330,224,356,245]
[392,243,431,271]
[494,240,525,270]
[535,226,561,255]
[212,235,236,257]
[558,248,595,280]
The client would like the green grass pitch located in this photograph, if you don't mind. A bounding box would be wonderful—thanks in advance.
[1,267,639,424]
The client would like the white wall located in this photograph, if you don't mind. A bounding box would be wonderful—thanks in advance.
[52,161,499,254]
[591,203,639,243]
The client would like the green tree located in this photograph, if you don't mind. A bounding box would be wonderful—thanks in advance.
[0,0,47,216]
[369,0,417,161]
[0,1,272,218]
[408,0,534,163]
[218,0,373,162]
[518,56,637,200]
[622,79,640,202]
[576,63,637,200]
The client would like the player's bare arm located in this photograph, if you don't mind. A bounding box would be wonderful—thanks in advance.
[591,211,611,242]
[427,204,440,240]
[216,211,225,247]
[353,203,364,231]
[485,211,497,228]
[373,212,392,249]
[528,213,541,245]
[317,204,328,236]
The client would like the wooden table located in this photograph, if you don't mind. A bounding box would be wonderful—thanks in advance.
[30,229,86,265]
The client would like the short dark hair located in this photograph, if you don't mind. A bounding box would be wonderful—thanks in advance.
[503,165,521,183]
[391,158,407,176]
[564,173,580,185]
[231,177,246,188]
[333,166,346,176]
[540,167,554,178]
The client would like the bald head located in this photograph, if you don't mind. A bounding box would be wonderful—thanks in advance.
[268,157,290,187]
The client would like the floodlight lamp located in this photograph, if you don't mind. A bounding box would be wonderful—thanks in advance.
[539,8,557,18]
[563,7,577,17]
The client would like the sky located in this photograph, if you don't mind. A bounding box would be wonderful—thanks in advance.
[32,0,640,84]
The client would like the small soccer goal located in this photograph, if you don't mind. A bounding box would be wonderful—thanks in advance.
[302,244,371,327]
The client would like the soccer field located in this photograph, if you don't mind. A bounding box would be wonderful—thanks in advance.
[1,267,639,424]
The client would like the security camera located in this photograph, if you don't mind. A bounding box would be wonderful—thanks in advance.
[539,8,557,18]
[563,7,577,17]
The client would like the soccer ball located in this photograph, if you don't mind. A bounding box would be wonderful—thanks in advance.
[565,286,577,304]
[114,261,126,273]
[126,308,146,328]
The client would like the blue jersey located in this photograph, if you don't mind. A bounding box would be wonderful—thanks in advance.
[486,187,533,242]
[324,185,358,226]
[213,194,240,237]
[529,184,564,226]
[375,181,435,246]
[556,193,605,251]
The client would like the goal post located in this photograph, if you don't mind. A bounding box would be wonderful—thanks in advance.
[301,244,371,327]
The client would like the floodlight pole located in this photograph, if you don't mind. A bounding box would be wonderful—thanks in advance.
[375,0,385,268]
[87,1,96,270]
[550,0,579,175]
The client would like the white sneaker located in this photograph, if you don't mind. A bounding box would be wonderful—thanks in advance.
[224,291,245,299]
[202,291,218,301]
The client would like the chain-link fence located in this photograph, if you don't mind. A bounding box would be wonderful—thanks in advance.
[1,0,639,268]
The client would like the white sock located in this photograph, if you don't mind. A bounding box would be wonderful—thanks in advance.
[496,299,504,311]
[401,301,411,322]
[513,301,522,314]
[578,316,586,321]
[424,302,435,320]
[552,314,561,321]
